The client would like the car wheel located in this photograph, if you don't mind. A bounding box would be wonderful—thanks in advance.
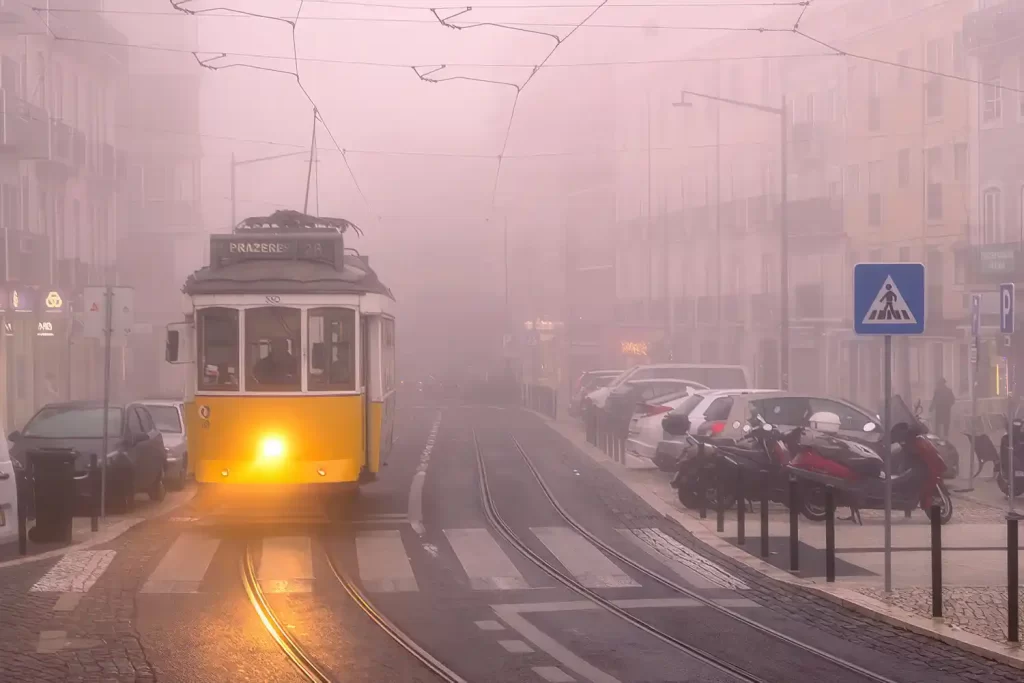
[167,457,187,492]
[149,471,167,503]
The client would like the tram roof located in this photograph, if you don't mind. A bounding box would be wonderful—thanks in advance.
[183,253,394,299]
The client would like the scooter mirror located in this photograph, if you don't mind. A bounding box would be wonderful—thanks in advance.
[762,424,773,432]
[863,422,877,433]
[742,424,751,434]
[661,413,692,436]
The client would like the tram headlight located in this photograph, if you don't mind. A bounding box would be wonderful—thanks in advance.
[258,436,287,463]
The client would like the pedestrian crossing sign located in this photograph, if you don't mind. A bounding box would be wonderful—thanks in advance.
[853,263,925,335]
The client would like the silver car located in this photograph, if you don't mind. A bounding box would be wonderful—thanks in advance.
[140,400,189,491]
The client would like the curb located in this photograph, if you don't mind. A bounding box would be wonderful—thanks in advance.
[0,487,196,570]
[527,409,1024,671]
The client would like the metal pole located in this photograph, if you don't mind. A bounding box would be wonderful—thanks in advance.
[789,476,799,572]
[715,80,722,342]
[969,333,978,491]
[1009,515,1020,643]
[760,486,769,558]
[230,151,236,228]
[99,286,113,519]
[825,485,835,583]
[1010,352,1016,516]
[779,95,790,391]
[303,123,316,214]
[883,334,893,593]
[931,503,942,618]
[736,468,745,546]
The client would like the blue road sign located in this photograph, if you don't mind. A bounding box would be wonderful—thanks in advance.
[971,293,981,337]
[1001,283,1015,334]
[854,263,925,335]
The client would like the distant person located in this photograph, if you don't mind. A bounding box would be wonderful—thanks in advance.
[931,377,956,439]
[253,339,298,385]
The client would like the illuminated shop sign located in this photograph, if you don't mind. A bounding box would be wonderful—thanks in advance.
[36,321,54,337]
[621,341,649,357]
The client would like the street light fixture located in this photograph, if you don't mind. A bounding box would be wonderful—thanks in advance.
[674,89,790,390]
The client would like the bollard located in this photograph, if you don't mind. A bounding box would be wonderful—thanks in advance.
[17,475,27,556]
[736,468,745,546]
[760,487,769,558]
[788,477,800,572]
[91,453,100,533]
[1009,515,1020,643]
[716,464,726,534]
[931,503,942,619]
[825,486,836,583]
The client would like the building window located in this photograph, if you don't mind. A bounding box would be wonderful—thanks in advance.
[899,246,910,262]
[897,148,910,188]
[926,78,943,118]
[806,92,815,123]
[825,88,836,121]
[983,60,1002,123]
[898,50,910,86]
[868,160,882,227]
[953,32,964,75]
[844,164,860,195]
[954,143,967,182]
[927,146,943,220]
[927,184,943,221]
[982,187,1003,244]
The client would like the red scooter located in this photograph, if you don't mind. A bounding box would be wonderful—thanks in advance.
[785,395,953,525]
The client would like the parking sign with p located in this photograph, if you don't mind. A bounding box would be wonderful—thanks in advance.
[1001,283,1015,334]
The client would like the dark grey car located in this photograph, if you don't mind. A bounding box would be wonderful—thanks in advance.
[9,401,168,512]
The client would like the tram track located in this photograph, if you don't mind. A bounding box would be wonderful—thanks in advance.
[476,427,902,683]
[240,538,467,683]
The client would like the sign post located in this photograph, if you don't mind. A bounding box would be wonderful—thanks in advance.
[83,286,135,519]
[1001,283,1016,516]
[968,293,981,492]
[854,263,926,594]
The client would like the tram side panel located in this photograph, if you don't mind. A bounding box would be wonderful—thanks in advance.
[184,395,365,485]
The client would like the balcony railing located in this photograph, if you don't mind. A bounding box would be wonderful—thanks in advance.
[964,0,1024,51]
[0,89,48,159]
[49,120,74,166]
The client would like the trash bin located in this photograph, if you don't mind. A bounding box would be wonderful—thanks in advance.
[28,449,77,544]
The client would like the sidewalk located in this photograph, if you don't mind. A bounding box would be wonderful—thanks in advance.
[540,411,1024,670]
[0,488,195,568]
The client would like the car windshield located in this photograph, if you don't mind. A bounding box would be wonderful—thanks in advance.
[144,405,183,434]
[669,394,705,417]
[22,406,123,439]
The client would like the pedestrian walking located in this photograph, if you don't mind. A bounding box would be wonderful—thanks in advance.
[931,377,956,439]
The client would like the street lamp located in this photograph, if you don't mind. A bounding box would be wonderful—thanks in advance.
[674,89,789,390]
[230,149,310,227]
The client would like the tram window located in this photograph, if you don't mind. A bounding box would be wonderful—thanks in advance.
[308,307,356,392]
[245,306,301,392]
[197,307,239,392]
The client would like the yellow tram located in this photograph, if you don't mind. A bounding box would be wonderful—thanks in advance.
[165,211,396,501]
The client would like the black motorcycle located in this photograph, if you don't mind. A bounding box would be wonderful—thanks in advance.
[663,413,734,510]
[997,418,1024,499]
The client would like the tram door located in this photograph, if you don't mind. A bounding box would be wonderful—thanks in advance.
[361,316,371,474]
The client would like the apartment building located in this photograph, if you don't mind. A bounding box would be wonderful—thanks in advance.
[603,0,976,406]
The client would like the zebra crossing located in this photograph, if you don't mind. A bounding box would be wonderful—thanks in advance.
[29,524,747,597]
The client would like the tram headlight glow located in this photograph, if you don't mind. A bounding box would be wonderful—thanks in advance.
[258,436,287,463]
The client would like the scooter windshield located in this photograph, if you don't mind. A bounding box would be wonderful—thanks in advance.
[890,394,925,433]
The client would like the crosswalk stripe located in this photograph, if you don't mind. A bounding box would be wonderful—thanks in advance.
[258,536,314,594]
[141,532,221,594]
[356,529,419,592]
[31,551,116,593]
[532,527,640,588]
[444,528,530,590]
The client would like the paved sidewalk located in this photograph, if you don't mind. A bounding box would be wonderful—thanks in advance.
[540,411,1024,670]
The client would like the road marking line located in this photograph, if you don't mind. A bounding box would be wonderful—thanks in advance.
[356,529,419,592]
[140,532,221,594]
[533,666,576,683]
[445,528,530,590]
[531,527,640,588]
[499,639,534,653]
[618,528,748,591]
[475,620,504,631]
[53,593,82,612]
[258,536,314,594]
[409,412,442,536]
[30,550,116,593]
[493,597,757,614]
[493,606,620,683]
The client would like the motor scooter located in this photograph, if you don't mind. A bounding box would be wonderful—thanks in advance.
[997,418,1024,499]
[912,399,961,480]
[663,413,735,510]
[786,395,953,525]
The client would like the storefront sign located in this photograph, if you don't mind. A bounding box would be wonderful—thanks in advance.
[42,288,66,314]
[3,321,12,337]
[10,287,34,313]
[979,246,1017,276]
[36,320,54,337]
[621,341,649,357]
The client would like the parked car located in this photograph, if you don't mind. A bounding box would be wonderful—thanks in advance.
[633,389,775,468]
[603,379,708,443]
[140,399,189,491]
[586,364,750,411]
[0,428,18,546]
[8,401,168,512]
[570,370,619,417]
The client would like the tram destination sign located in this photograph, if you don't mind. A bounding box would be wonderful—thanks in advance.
[210,234,343,270]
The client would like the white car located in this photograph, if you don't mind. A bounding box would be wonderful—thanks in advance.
[0,428,19,545]
[140,400,189,491]
[586,364,750,411]
[627,389,775,463]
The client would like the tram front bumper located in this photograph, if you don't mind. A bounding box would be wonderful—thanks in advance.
[195,457,361,485]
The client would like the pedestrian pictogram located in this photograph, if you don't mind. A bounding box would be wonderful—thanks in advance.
[862,276,917,324]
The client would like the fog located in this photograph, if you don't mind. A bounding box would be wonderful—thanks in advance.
[38,0,996,411]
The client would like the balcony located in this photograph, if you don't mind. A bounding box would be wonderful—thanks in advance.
[0,90,48,160]
[49,120,74,165]
[963,0,1024,52]
[789,197,843,237]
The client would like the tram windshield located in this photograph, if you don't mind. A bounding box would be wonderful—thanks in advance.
[308,308,356,391]
[246,307,301,392]
[197,307,239,392]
